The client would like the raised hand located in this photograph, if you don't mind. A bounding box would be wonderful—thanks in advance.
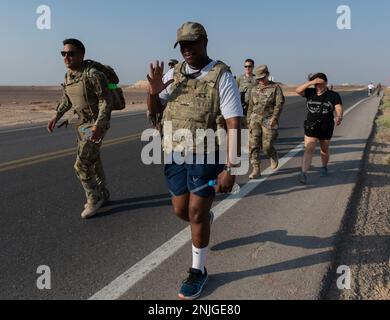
[147,60,174,95]
[311,78,326,85]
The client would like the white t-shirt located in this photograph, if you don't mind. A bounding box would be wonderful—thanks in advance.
[159,60,243,119]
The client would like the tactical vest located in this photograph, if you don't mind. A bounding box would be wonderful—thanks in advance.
[64,66,100,125]
[238,74,257,105]
[162,61,229,154]
[251,81,281,118]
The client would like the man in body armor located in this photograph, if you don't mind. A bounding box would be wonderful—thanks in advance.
[147,22,242,300]
[237,59,257,128]
[47,39,113,219]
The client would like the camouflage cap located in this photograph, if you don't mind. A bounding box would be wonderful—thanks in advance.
[168,59,179,65]
[255,65,269,79]
[174,22,208,48]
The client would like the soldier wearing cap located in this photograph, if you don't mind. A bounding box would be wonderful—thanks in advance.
[168,59,179,69]
[247,65,285,179]
[147,21,242,300]
[237,59,257,128]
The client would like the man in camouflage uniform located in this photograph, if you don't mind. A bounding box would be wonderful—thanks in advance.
[47,39,112,219]
[237,59,257,128]
[168,59,179,69]
[247,65,285,179]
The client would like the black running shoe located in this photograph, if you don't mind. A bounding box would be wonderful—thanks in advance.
[178,268,208,300]
[298,172,307,185]
[320,167,329,178]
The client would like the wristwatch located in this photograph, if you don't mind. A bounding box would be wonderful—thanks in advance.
[224,165,238,176]
[225,166,233,175]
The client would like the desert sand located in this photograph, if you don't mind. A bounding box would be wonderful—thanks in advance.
[0,86,148,128]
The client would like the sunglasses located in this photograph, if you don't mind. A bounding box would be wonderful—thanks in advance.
[61,51,76,57]
[244,65,253,68]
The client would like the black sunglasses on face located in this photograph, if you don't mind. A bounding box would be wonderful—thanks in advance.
[61,51,76,57]
[244,65,253,68]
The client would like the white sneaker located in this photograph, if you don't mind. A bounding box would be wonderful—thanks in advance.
[81,199,104,219]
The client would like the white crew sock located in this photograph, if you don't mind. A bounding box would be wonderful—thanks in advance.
[192,245,208,274]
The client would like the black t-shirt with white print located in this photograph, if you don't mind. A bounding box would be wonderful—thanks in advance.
[304,88,342,125]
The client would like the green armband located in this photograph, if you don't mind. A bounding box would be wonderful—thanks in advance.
[108,83,118,90]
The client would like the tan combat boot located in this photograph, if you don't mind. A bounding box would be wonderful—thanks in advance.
[81,199,104,219]
[249,165,261,180]
[85,188,110,208]
[270,155,279,170]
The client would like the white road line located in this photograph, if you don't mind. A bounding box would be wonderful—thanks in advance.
[344,97,370,116]
[89,96,371,300]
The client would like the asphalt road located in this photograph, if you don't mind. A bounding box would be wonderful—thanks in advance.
[0,90,369,299]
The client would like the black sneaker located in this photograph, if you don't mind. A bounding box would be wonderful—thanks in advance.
[298,172,307,185]
[320,167,329,178]
[178,268,208,300]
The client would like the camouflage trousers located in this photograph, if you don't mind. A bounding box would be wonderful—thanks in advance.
[249,117,279,166]
[74,124,107,204]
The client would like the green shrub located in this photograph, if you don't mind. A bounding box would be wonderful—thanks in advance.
[377,116,390,129]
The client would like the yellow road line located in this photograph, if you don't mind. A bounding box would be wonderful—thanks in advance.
[0,133,141,173]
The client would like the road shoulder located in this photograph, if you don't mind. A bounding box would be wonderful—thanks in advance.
[322,92,390,300]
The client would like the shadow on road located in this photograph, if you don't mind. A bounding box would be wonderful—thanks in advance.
[249,136,384,198]
[92,193,172,219]
[203,250,333,298]
[211,230,335,251]
[202,134,390,298]
[205,230,390,298]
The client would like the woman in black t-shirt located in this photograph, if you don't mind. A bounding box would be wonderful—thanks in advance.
[295,73,344,184]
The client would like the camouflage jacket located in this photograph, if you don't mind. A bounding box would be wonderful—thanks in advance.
[237,74,257,106]
[55,61,112,129]
[247,81,285,121]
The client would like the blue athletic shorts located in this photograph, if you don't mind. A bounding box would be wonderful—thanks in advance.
[164,154,225,198]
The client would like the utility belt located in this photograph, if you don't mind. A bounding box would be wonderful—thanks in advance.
[57,106,96,129]
[250,110,274,121]
[249,112,278,130]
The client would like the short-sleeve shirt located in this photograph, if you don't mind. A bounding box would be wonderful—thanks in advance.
[159,60,243,119]
[304,88,342,124]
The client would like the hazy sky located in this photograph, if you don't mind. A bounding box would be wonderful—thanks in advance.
[0,0,389,86]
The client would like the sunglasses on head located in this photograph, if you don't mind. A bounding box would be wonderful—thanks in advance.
[244,65,253,68]
[61,51,76,57]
